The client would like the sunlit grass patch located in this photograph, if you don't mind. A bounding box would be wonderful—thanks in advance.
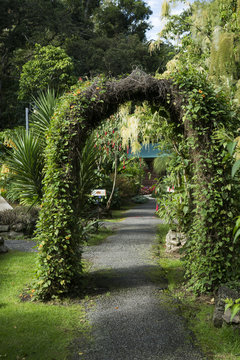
[0,251,89,360]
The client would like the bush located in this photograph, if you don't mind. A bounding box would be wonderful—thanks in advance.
[115,174,139,199]
[131,195,148,204]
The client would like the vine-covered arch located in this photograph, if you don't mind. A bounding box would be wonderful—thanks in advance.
[35,69,239,299]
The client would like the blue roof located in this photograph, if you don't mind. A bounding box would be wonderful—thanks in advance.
[128,143,163,158]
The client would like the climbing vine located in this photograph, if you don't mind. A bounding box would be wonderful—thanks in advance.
[34,68,240,299]
[171,65,240,293]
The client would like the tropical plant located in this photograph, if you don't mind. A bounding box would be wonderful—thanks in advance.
[153,153,172,175]
[3,128,44,205]
[30,88,58,141]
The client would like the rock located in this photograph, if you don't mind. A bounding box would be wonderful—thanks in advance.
[213,285,240,328]
[223,308,240,324]
[8,231,24,239]
[166,245,180,253]
[165,230,187,253]
[0,196,13,211]
[168,238,181,246]
[178,233,187,245]
[0,224,9,232]
[11,223,26,232]
[0,236,8,253]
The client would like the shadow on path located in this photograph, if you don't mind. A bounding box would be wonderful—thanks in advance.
[71,197,206,360]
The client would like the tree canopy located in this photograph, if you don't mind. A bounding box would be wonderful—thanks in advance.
[0,0,174,129]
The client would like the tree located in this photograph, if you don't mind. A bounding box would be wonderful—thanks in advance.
[0,0,174,129]
[93,0,152,40]
[155,0,240,99]
[18,44,75,101]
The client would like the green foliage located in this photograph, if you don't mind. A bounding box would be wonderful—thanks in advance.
[93,0,152,40]
[30,88,59,141]
[155,225,240,359]
[172,65,240,293]
[153,153,172,175]
[131,195,148,203]
[225,297,240,321]
[0,90,58,206]
[115,173,139,199]
[18,44,75,101]
[34,68,240,299]
[33,79,97,299]
[3,128,44,206]
[0,0,174,129]
[158,0,240,100]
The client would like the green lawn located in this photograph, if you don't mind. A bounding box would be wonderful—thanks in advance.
[154,223,240,360]
[0,252,89,360]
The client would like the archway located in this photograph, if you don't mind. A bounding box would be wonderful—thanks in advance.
[34,69,239,299]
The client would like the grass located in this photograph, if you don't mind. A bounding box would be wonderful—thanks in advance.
[102,202,136,223]
[84,227,114,246]
[191,304,240,359]
[0,251,90,360]
[153,224,185,291]
[154,223,240,360]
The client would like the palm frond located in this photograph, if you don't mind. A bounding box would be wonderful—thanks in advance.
[30,88,58,140]
[153,153,172,175]
[4,128,44,205]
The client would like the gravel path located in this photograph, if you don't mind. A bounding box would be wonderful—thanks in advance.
[71,198,206,360]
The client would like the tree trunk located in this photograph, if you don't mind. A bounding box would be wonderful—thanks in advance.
[106,152,118,210]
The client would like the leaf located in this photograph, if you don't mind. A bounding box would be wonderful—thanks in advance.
[227,141,237,156]
[233,228,240,243]
[232,159,240,177]
[230,304,240,321]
